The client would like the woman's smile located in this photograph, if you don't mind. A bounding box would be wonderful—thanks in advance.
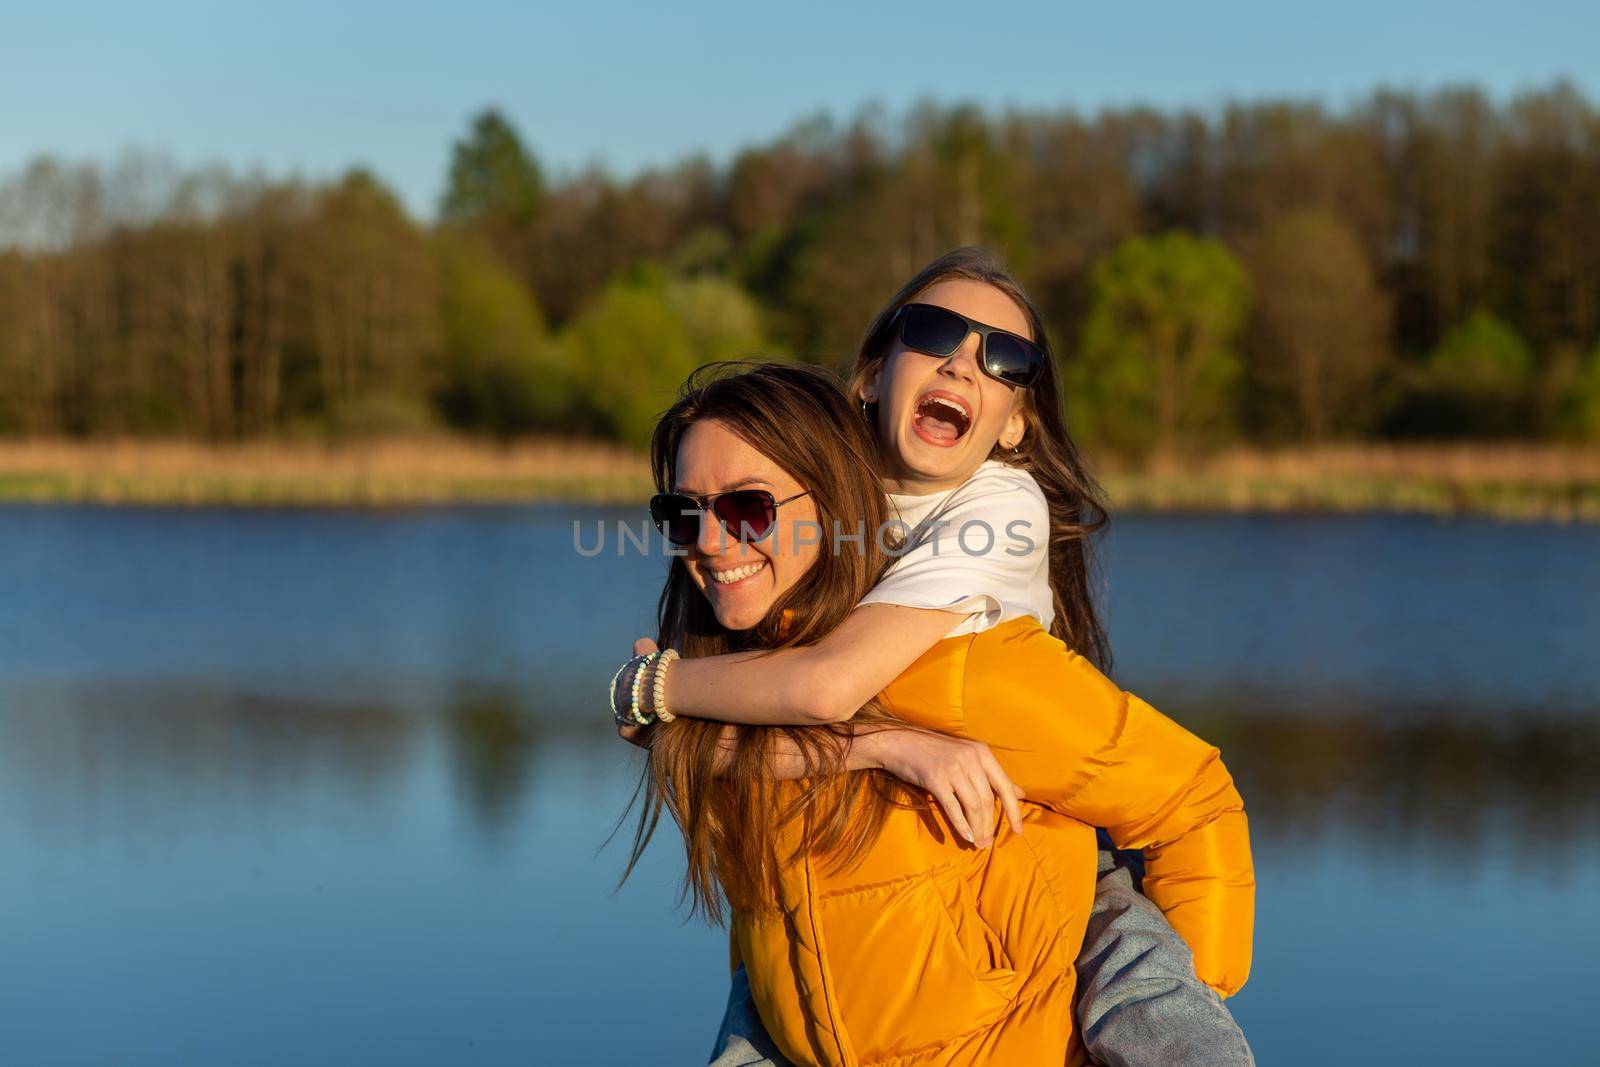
[708,558,769,586]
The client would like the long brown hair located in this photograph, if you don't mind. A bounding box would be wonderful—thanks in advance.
[619,360,928,922]
[849,246,1113,672]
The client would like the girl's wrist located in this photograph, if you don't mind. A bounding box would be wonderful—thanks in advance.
[609,648,679,727]
[611,653,654,726]
[651,648,679,722]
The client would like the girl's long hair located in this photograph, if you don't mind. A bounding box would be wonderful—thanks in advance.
[619,360,929,922]
[848,246,1113,672]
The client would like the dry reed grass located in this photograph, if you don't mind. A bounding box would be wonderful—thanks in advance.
[1095,442,1600,522]
[1,436,1597,520]
[0,436,653,506]
[1147,442,1600,485]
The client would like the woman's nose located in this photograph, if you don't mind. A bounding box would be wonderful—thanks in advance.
[694,508,731,557]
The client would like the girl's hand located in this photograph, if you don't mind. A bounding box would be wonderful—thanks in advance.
[616,637,657,748]
[861,729,1026,848]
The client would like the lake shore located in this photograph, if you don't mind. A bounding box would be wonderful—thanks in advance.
[2,436,1598,522]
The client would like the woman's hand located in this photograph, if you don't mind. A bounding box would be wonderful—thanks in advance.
[615,637,657,748]
[857,729,1026,848]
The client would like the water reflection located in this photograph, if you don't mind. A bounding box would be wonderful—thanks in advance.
[443,689,543,842]
[0,680,416,839]
[7,679,1596,872]
[1190,710,1600,870]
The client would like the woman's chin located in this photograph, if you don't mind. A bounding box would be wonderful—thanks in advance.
[706,588,774,632]
[713,603,767,631]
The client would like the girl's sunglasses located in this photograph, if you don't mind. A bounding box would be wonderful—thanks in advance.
[890,302,1046,388]
[649,488,811,547]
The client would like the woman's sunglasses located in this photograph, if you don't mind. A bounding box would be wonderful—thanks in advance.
[890,302,1046,388]
[649,488,811,547]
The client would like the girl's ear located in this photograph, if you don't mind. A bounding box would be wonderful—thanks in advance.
[859,367,881,405]
[999,403,1028,450]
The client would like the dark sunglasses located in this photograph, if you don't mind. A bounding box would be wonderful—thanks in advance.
[649,488,811,547]
[890,302,1046,388]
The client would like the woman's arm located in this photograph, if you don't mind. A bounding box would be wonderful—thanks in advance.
[879,622,1256,997]
[709,722,1026,846]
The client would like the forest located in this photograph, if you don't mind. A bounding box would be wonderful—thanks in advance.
[2,80,1597,458]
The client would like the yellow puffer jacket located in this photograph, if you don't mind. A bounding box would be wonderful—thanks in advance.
[729,616,1255,1067]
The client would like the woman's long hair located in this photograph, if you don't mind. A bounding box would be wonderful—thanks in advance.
[619,360,930,922]
[848,246,1113,673]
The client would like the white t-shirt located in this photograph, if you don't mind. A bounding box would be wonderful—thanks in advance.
[858,460,1055,638]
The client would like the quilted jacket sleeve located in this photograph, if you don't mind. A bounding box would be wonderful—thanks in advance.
[878,618,1256,996]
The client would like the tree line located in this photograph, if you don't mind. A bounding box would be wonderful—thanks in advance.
[2,81,1598,454]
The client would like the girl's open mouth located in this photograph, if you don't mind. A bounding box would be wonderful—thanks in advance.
[912,392,973,446]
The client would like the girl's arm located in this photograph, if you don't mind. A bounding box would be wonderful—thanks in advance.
[654,603,965,725]
[619,639,1025,846]
[879,622,1256,997]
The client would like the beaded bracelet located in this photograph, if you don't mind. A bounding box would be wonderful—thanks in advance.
[608,658,636,726]
[630,651,659,726]
[610,652,654,727]
[651,649,679,723]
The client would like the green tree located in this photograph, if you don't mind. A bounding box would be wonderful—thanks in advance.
[439,109,544,228]
[1491,82,1600,353]
[1415,310,1534,436]
[296,169,439,436]
[1569,341,1600,441]
[1246,209,1391,440]
[1430,310,1533,386]
[562,269,775,447]
[433,235,565,437]
[1073,232,1252,457]
[1011,111,1141,338]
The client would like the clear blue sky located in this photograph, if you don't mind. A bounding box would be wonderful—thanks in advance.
[3,0,1593,220]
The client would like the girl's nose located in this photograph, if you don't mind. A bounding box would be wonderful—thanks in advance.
[937,334,982,382]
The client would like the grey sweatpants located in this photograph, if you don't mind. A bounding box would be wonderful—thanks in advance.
[706,849,1253,1067]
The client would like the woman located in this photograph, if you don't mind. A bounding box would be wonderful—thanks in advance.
[614,359,1253,1065]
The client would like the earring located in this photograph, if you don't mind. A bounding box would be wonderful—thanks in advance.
[860,398,871,417]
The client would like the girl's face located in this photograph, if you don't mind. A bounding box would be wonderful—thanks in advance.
[862,279,1030,494]
[673,418,822,632]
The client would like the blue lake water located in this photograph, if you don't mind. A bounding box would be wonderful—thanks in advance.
[1,503,1597,1065]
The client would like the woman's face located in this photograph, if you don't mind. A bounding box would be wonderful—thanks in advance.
[673,418,823,631]
[863,278,1030,494]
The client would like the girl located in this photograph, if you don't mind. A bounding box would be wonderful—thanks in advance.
[616,252,1254,1065]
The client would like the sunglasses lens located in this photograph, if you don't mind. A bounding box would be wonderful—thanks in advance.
[713,490,776,542]
[982,332,1045,387]
[899,304,969,356]
[650,494,701,545]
